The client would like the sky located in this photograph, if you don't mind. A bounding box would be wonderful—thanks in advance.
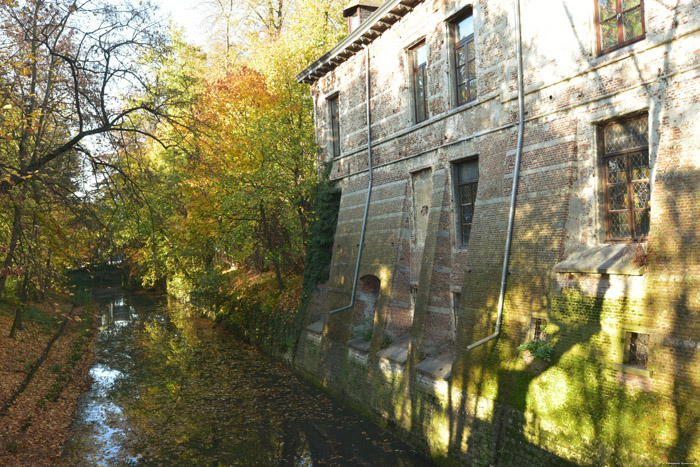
[151,0,207,46]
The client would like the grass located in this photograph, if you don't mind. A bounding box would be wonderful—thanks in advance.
[23,305,61,334]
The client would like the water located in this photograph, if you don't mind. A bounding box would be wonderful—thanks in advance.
[62,288,433,466]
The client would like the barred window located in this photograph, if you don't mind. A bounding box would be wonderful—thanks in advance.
[596,0,645,55]
[602,115,650,241]
[626,332,649,368]
[453,11,476,105]
[533,318,547,341]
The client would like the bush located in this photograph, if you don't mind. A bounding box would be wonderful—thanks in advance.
[518,339,554,363]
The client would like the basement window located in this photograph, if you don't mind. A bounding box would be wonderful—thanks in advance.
[625,331,649,368]
[532,318,547,341]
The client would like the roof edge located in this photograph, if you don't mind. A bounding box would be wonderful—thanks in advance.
[296,0,421,85]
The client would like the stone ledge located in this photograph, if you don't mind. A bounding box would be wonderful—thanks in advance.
[613,363,653,378]
[415,357,452,380]
[377,343,408,364]
[305,319,325,335]
[553,244,644,276]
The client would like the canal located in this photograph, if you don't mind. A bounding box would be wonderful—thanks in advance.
[62,288,434,466]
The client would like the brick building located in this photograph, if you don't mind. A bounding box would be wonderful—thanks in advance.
[295,0,700,464]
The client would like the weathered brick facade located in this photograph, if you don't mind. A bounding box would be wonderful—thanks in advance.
[296,0,700,464]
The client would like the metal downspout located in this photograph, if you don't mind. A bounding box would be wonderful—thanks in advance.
[466,0,525,350]
[329,45,373,315]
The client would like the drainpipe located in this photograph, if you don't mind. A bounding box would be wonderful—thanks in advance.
[329,44,374,315]
[466,0,525,350]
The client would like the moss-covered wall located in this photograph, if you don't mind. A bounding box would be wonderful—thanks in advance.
[297,280,699,465]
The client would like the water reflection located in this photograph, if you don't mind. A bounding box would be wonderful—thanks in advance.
[63,291,433,466]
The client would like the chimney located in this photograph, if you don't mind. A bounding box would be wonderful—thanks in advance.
[343,0,382,34]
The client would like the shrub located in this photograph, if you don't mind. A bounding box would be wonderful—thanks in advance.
[518,339,554,363]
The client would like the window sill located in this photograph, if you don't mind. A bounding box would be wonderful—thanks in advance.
[553,243,644,276]
[589,37,649,68]
[613,363,652,378]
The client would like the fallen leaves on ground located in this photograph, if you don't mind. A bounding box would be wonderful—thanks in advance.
[0,295,96,466]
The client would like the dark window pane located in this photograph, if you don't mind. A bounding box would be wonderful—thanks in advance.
[607,157,626,184]
[623,7,643,41]
[629,332,649,367]
[611,212,630,239]
[462,224,471,244]
[609,184,629,210]
[468,60,476,79]
[455,161,478,246]
[635,210,650,237]
[462,205,473,224]
[599,0,617,21]
[458,160,479,182]
[329,97,340,157]
[460,185,472,205]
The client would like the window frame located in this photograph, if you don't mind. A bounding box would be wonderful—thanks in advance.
[328,94,340,158]
[410,40,429,124]
[600,115,650,242]
[451,10,476,106]
[452,158,479,247]
[595,0,646,56]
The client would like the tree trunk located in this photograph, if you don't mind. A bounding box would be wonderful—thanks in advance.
[8,274,28,338]
[0,204,22,299]
[259,204,285,291]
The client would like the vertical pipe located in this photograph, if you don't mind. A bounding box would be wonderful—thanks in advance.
[466,0,525,350]
[329,45,374,315]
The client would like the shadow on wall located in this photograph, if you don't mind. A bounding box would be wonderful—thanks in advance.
[445,1,699,462]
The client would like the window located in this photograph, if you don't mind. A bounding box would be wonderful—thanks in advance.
[625,332,649,368]
[453,11,476,105]
[454,159,478,245]
[596,0,645,54]
[411,41,428,123]
[452,292,461,335]
[328,95,340,158]
[601,115,650,241]
[532,318,547,341]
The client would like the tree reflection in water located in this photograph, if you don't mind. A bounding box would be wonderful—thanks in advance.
[63,291,433,466]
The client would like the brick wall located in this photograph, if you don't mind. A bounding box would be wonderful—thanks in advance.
[296,0,700,464]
